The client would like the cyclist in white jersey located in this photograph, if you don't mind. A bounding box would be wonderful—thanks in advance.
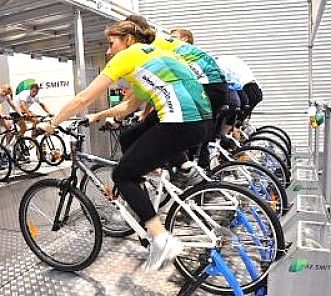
[16,84,51,117]
[216,55,263,114]
[16,83,52,135]
[0,84,21,129]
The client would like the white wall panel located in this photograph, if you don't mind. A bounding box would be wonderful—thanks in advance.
[139,0,312,144]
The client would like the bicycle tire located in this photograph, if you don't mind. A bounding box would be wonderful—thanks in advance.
[13,136,42,173]
[232,145,291,187]
[211,160,288,216]
[165,181,285,295]
[250,130,291,154]
[19,178,103,271]
[254,127,291,149]
[257,125,292,150]
[243,136,291,168]
[40,133,66,166]
[0,145,12,181]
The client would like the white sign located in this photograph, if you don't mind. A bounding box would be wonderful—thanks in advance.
[8,53,75,114]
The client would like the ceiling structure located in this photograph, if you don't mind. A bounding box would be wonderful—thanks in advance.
[0,0,135,59]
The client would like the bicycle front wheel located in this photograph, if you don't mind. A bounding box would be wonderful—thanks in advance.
[165,181,285,295]
[14,136,42,173]
[19,179,103,271]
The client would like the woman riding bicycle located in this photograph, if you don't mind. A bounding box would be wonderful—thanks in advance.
[43,20,213,271]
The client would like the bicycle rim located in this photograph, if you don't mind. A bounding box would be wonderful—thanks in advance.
[244,136,291,168]
[257,126,292,149]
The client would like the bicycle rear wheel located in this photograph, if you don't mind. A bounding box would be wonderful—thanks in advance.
[211,160,288,217]
[0,145,12,181]
[165,181,285,295]
[19,179,103,271]
[243,136,291,168]
[250,130,291,154]
[14,136,42,173]
[257,125,291,149]
[40,134,66,166]
[80,165,136,237]
[232,145,291,187]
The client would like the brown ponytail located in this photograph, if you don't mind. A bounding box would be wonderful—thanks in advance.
[105,21,156,44]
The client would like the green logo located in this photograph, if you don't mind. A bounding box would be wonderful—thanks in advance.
[289,259,309,273]
[15,79,36,95]
[292,184,303,192]
[141,45,154,54]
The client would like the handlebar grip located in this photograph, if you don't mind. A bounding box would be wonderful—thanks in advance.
[77,118,90,127]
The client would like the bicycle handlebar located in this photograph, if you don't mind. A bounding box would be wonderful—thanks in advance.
[56,118,90,138]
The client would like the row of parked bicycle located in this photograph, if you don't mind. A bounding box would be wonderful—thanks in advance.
[0,113,67,181]
[17,115,292,296]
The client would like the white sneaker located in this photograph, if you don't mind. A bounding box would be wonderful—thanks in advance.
[171,166,203,188]
[144,233,183,271]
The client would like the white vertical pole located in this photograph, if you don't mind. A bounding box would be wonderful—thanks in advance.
[74,9,90,153]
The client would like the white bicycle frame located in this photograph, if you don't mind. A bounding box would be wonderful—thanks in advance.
[76,152,240,250]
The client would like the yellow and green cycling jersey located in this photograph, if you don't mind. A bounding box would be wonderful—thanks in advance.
[101,43,212,123]
[152,34,226,84]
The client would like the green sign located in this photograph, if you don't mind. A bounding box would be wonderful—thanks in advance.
[289,259,309,273]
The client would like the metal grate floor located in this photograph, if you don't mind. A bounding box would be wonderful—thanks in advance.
[0,164,210,296]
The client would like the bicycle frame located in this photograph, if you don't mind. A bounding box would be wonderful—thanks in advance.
[70,150,241,249]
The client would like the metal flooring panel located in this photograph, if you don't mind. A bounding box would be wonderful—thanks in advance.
[0,164,210,295]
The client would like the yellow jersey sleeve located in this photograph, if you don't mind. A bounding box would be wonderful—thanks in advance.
[101,47,136,82]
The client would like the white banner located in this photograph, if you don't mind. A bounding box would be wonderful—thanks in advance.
[8,54,75,114]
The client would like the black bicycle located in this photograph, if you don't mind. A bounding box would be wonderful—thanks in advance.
[0,113,42,175]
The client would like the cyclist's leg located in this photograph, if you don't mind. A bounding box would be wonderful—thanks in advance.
[222,89,241,135]
[18,118,27,136]
[243,82,263,114]
[112,121,211,224]
[236,89,250,125]
[197,82,229,168]
[0,117,12,145]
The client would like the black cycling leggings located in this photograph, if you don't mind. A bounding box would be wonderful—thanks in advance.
[186,82,228,168]
[112,120,213,223]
